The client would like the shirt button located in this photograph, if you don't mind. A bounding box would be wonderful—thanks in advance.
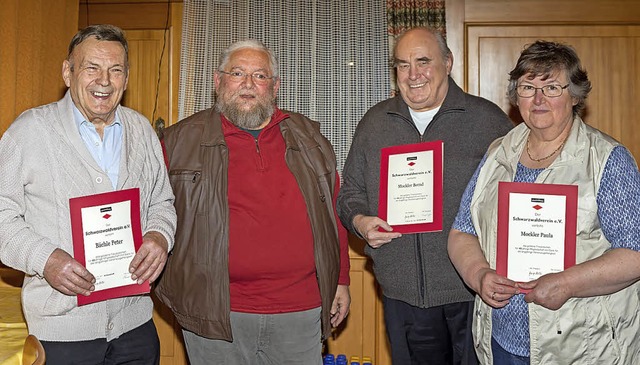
[96,177,103,184]
[107,322,114,330]
[94,142,99,146]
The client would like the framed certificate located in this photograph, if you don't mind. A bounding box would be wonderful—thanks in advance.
[379,141,443,234]
[496,182,578,283]
[69,188,148,306]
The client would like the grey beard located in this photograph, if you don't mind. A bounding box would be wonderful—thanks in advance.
[215,100,274,130]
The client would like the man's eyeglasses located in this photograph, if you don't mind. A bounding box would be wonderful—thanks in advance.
[218,70,275,85]
[516,84,569,98]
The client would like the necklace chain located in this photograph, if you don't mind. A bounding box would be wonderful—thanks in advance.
[526,134,568,162]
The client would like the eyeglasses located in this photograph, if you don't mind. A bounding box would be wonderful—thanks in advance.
[218,70,275,85]
[516,84,569,98]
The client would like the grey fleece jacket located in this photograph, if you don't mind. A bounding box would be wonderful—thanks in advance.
[337,77,513,308]
[0,91,176,341]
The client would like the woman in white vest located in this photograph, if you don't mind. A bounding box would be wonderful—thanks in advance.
[447,40,640,365]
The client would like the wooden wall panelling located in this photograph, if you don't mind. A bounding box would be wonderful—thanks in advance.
[466,25,640,160]
[446,0,466,86]
[464,0,640,23]
[169,4,183,127]
[79,1,182,126]
[79,1,181,30]
[325,255,366,358]
[375,295,391,365]
[325,237,392,365]
[0,0,78,136]
[153,295,189,365]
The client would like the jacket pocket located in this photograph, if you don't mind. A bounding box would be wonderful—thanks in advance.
[597,298,623,359]
[169,169,202,183]
[168,169,209,265]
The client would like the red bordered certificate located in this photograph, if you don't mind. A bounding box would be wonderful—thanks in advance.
[379,141,443,234]
[496,182,577,283]
[69,188,148,306]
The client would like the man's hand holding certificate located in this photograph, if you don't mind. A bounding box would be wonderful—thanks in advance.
[69,188,148,305]
[129,231,169,285]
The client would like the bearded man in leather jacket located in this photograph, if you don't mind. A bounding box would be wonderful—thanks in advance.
[155,39,351,365]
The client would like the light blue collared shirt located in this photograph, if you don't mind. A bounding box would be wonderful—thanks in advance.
[73,106,122,190]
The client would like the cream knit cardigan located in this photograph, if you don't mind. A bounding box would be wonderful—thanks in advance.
[0,91,176,341]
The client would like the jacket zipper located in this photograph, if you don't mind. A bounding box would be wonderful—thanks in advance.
[416,110,458,304]
[393,109,458,306]
[403,113,428,305]
[417,117,427,305]
[415,234,425,304]
[253,137,267,171]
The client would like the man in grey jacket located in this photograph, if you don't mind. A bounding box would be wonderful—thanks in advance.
[0,24,176,364]
[337,27,513,365]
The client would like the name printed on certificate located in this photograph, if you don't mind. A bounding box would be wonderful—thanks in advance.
[496,182,577,283]
[70,188,147,305]
[81,200,136,291]
[387,150,434,224]
[379,141,443,234]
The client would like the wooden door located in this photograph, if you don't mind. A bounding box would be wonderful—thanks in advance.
[123,29,188,365]
[122,29,172,130]
[466,24,640,159]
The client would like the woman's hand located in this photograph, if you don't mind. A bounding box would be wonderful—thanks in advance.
[448,229,519,308]
[520,248,640,311]
[477,267,520,308]
[520,272,572,310]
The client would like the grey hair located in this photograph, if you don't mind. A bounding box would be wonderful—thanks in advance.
[391,26,451,67]
[217,39,279,77]
[507,40,591,116]
[67,24,128,67]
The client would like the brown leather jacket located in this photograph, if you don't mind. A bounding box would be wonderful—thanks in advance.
[154,108,340,341]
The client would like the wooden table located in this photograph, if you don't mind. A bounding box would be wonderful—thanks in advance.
[0,283,27,364]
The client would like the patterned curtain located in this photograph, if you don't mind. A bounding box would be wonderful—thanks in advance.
[386,0,446,36]
[386,0,446,92]
[178,1,389,173]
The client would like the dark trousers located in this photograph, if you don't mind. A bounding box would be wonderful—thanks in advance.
[383,296,478,365]
[40,319,160,365]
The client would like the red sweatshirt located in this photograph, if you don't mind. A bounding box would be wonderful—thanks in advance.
[220,110,349,313]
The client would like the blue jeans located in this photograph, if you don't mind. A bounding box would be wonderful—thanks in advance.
[491,337,529,365]
[183,307,323,365]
